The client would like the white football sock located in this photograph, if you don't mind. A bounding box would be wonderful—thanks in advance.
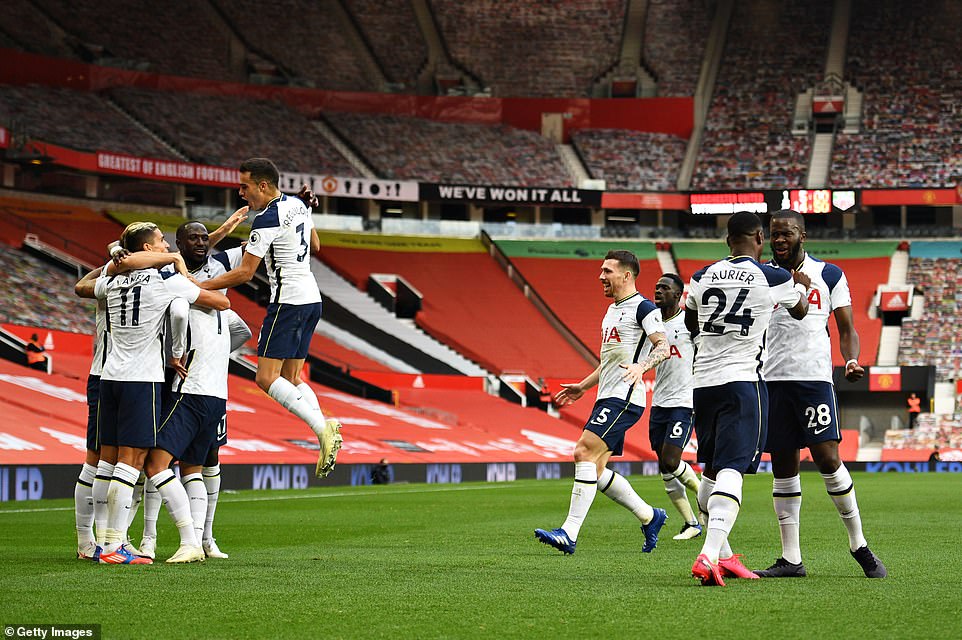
[151,470,198,547]
[297,382,323,413]
[182,473,208,544]
[92,461,114,546]
[675,461,701,493]
[105,462,139,552]
[125,473,145,535]
[74,463,97,546]
[773,475,803,564]
[822,464,867,551]
[560,461,598,541]
[269,378,325,437]
[599,468,655,523]
[202,465,221,542]
[697,476,733,558]
[699,469,742,563]
[143,479,161,539]
[662,473,697,525]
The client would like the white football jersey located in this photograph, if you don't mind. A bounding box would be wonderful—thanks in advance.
[246,195,322,305]
[651,310,694,408]
[597,292,665,407]
[95,268,200,382]
[764,253,851,383]
[165,248,247,399]
[686,256,800,388]
[89,297,109,377]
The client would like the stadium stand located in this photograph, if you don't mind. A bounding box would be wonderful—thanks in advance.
[109,88,358,174]
[318,237,591,379]
[343,0,427,89]
[691,0,832,189]
[571,129,686,191]
[1,0,77,59]
[900,257,962,382]
[0,244,95,334]
[429,0,626,97]
[831,0,962,188]
[324,111,572,186]
[0,85,177,159]
[32,0,239,81]
[211,0,373,90]
[643,0,712,97]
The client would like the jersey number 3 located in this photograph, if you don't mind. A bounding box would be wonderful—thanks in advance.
[702,287,755,336]
[296,223,309,262]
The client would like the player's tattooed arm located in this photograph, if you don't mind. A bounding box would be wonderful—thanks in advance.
[620,332,669,383]
[106,251,187,276]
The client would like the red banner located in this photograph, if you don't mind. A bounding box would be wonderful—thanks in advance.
[812,97,844,114]
[601,192,691,210]
[879,290,910,311]
[95,152,239,186]
[0,126,7,149]
[861,189,961,206]
[869,367,902,391]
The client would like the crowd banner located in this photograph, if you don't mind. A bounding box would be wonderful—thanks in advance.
[278,171,419,202]
[420,183,602,207]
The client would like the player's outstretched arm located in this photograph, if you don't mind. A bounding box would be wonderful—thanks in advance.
[194,289,231,311]
[106,251,187,276]
[621,331,669,383]
[208,206,249,248]
[200,251,262,291]
[834,305,864,381]
[75,267,104,299]
[555,366,600,405]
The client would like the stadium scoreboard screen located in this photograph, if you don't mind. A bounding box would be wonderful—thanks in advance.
[689,190,859,215]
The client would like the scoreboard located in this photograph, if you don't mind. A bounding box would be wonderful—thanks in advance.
[689,189,859,215]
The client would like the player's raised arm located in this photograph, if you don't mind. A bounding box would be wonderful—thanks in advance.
[208,206,249,248]
[106,250,187,276]
[200,251,262,290]
[75,266,104,299]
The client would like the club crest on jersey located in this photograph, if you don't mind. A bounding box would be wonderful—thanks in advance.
[250,231,260,245]
[603,326,622,343]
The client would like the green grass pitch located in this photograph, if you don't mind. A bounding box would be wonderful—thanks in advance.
[1,472,958,639]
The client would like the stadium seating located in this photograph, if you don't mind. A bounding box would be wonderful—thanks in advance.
[32,0,238,81]
[0,85,177,159]
[571,129,686,190]
[430,0,626,97]
[1,0,77,59]
[900,257,962,382]
[109,88,358,174]
[319,238,592,379]
[325,112,572,185]
[343,0,427,89]
[211,0,373,90]
[831,0,962,188]
[691,0,832,189]
[643,0,711,97]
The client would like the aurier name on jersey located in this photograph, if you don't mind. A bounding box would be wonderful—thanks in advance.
[164,248,245,399]
[686,256,800,388]
[597,292,665,406]
[764,253,851,383]
[246,195,322,306]
[651,310,693,408]
[95,268,201,383]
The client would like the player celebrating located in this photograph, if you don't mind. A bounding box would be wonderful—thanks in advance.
[139,220,252,561]
[685,211,809,586]
[200,158,341,478]
[95,222,230,564]
[535,250,670,555]
[755,209,886,579]
[649,273,701,540]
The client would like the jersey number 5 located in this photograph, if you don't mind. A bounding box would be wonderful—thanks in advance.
[702,287,754,336]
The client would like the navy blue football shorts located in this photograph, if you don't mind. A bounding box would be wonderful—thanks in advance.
[156,393,227,466]
[86,374,100,451]
[765,380,841,452]
[258,301,321,359]
[97,380,163,449]
[692,380,768,474]
[648,405,695,451]
[583,397,644,457]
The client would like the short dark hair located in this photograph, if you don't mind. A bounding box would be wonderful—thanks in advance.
[239,158,279,187]
[176,220,208,241]
[728,211,762,237]
[121,222,159,253]
[605,249,640,277]
[660,273,684,292]
[771,208,806,230]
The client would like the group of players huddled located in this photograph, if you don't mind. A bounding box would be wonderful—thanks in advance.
[71,158,342,565]
[536,210,887,586]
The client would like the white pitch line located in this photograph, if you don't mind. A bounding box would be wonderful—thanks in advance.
[0,482,523,514]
